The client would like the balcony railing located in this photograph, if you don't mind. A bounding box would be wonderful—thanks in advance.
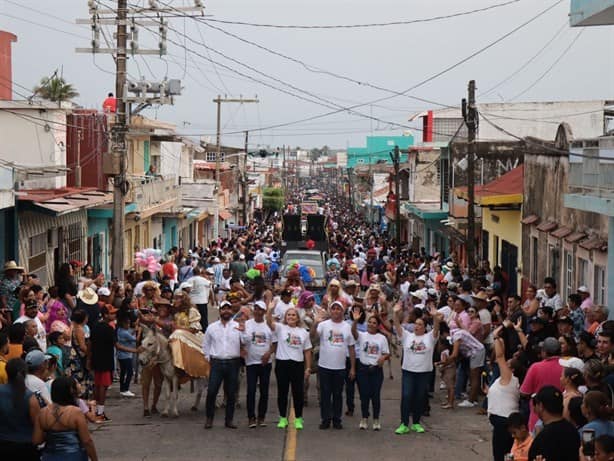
[568,155,614,197]
[126,175,179,211]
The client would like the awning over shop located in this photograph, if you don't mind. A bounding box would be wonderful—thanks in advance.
[536,221,557,233]
[18,188,114,216]
[550,226,572,239]
[219,210,232,220]
[521,214,539,225]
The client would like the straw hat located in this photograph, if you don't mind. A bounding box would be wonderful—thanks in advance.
[77,287,99,305]
[3,260,24,272]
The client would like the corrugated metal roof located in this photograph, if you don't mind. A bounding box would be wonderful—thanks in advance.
[18,188,113,215]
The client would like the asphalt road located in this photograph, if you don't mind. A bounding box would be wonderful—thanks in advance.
[92,313,492,460]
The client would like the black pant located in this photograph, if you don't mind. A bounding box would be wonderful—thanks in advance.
[275,359,305,418]
[0,440,39,461]
[206,358,240,422]
[118,358,133,392]
[319,366,345,424]
[344,357,356,412]
[489,414,513,461]
[356,363,384,419]
[246,363,272,420]
[196,303,208,331]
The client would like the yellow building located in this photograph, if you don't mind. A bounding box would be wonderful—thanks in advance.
[458,165,523,295]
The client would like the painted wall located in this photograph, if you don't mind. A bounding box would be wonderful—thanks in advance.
[87,217,110,278]
[163,218,178,252]
[483,208,522,261]
[347,135,414,168]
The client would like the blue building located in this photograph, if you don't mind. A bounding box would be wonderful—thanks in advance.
[347,135,414,168]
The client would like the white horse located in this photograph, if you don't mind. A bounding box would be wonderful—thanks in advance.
[138,325,206,417]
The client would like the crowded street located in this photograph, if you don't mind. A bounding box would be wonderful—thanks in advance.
[2,2,614,461]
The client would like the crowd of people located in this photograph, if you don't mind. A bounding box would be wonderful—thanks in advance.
[0,183,613,461]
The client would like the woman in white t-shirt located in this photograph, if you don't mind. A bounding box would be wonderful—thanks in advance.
[392,303,442,435]
[351,308,390,431]
[266,302,312,431]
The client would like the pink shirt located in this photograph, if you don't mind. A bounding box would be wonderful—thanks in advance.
[448,311,470,331]
[519,357,563,431]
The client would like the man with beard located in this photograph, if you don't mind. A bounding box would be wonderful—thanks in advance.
[203,301,243,429]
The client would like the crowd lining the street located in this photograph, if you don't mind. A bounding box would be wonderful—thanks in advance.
[0,187,614,461]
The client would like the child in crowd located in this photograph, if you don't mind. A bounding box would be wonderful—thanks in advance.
[116,314,138,397]
[437,335,456,409]
[507,412,533,461]
[46,331,65,378]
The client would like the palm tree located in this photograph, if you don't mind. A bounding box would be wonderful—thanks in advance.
[33,74,79,103]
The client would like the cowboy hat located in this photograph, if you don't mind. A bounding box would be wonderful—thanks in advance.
[77,287,99,305]
[471,291,489,303]
[3,260,24,272]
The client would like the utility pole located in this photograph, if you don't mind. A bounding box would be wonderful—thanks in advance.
[111,0,128,281]
[392,146,401,247]
[213,96,258,239]
[77,1,202,280]
[243,131,249,226]
[463,80,478,274]
[369,159,374,230]
[75,128,83,188]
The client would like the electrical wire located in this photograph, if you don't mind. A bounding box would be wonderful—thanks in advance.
[510,29,585,101]
[479,21,569,98]
[201,0,523,29]
[0,12,89,39]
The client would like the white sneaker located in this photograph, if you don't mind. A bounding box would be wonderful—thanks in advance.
[457,399,476,408]
[120,391,136,397]
[372,420,381,431]
[439,382,447,390]
[359,418,368,430]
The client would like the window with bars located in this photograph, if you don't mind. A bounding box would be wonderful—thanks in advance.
[577,258,588,288]
[564,250,574,298]
[594,265,606,305]
[206,152,225,162]
[66,223,83,264]
[531,237,538,285]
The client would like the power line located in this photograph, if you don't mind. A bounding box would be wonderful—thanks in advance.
[510,29,585,101]
[203,0,523,29]
[0,12,89,39]
[137,0,563,136]
[479,21,569,98]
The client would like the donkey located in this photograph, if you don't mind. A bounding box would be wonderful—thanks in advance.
[138,325,206,417]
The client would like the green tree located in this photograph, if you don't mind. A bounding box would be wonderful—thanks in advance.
[33,75,79,103]
[262,187,284,211]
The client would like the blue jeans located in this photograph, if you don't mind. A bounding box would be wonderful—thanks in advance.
[356,363,384,419]
[319,366,345,424]
[345,357,356,412]
[455,357,470,399]
[118,358,133,392]
[246,363,272,420]
[206,358,240,422]
[400,370,430,425]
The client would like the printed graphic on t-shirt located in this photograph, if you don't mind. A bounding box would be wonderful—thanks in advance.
[363,341,380,356]
[251,332,268,346]
[409,339,427,354]
[286,332,303,348]
[327,330,345,346]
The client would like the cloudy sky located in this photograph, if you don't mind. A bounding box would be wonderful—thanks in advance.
[1,0,612,150]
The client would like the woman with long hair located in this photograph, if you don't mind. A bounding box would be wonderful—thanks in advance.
[56,263,78,314]
[560,364,584,423]
[581,390,614,438]
[33,376,98,461]
[266,303,312,430]
[522,285,540,319]
[66,309,92,399]
[0,358,41,460]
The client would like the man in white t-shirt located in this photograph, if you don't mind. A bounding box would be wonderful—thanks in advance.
[15,300,47,352]
[25,349,52,405]
[241,300,274,427]
[312,301,356,429]
[188,267,212,331]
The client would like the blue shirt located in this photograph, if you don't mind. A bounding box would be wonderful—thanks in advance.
[580,419,614,438]
[116,327,136,360]
[0,385,34,443]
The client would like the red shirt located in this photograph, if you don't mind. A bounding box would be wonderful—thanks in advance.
[519,357,563,431]
[306,239,315,250]
[102,96,117,113]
